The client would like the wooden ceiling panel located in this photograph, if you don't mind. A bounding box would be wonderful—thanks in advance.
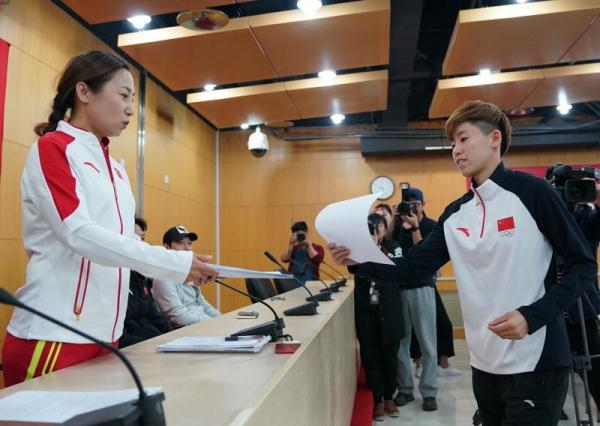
[429,71,544,118]
[286,71,388,119]
[251,0,389,77]
[187,83,300,129]
[521,63,600,108]
[119,21,277,90]
[442,0,600,76]
[61,1,253,24]
[560,16,600,63]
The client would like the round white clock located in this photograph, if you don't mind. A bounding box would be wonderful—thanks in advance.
[370,175,395,200]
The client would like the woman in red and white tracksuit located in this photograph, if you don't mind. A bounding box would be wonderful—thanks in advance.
[2,50,217,386]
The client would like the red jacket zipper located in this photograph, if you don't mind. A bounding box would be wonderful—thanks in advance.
[472,187,486,238]
[73,258,91,317]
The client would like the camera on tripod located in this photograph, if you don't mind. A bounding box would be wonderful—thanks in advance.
[546,164,600,204]
[397,182,417,216]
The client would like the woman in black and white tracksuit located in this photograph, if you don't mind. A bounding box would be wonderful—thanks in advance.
[332,101,597,425]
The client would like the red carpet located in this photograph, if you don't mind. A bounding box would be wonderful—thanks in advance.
[350,366,373,426]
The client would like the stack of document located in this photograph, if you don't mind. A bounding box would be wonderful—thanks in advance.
[156,335,271,353]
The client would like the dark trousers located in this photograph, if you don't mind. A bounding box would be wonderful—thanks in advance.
[410,288,455,359]
[472,367,569,426]
[565,317,600,409]
[356,309,401,402]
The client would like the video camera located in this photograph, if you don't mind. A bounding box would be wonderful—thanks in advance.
[546,163,599,204]
[397,182,417,216]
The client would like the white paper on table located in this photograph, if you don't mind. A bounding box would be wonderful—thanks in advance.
[208,264,294,279]
[0,387,162,423]
[315,193,394,265]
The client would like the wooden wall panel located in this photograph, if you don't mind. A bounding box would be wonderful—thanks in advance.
[219,130,600,313]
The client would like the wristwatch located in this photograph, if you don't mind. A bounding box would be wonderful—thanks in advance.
[411,226,420,232]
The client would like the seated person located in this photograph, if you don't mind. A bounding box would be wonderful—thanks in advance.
[152,225,220,328]
[280,221,324,284]
[121,217,173,347]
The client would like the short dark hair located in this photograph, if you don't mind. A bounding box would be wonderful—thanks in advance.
[374,203,392,216]
[135,217,147,231]
[291,221,308,233]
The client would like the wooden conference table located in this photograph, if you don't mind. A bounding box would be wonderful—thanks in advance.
[0,281,357,426]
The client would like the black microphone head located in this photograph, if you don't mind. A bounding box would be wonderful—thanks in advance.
[0,288,22,308]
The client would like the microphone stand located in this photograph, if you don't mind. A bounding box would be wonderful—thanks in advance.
[320,260,348,287]
[286,256,335,297]
[0,288,165,426]
[214,279,285,341]
[263,251,320,315]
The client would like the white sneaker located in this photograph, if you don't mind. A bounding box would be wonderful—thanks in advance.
[415,365,422,378]
[437,365,462,377]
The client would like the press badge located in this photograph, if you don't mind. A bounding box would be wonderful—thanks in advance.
[369,282,380,305]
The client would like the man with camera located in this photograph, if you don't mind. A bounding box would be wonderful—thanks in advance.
[547,163,600,420]
[388,188,439,411]
[280,221,324,284]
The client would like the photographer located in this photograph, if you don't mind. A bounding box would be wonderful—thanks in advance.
[281,221,324,284]
[387,188,439,411]
[547,164,600,419]
[355,212,403,421]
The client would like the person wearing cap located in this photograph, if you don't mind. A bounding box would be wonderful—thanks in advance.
[328,100,596,425]
[390,187,439,411]
[152,226,221,328]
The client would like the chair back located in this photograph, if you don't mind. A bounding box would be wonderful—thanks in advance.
[245,278,278,301]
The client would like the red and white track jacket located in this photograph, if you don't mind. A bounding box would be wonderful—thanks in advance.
[8,121,192,343]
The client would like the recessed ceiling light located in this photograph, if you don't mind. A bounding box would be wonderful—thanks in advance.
[127,15,151,30]
[478,68,491,76]
[318,70,337,81]
[240,123,250,130]
[330,113,345,125]
[297,0,322,15]
[556,103,572,115]
[204,83,217,92]
[516,0,528,3]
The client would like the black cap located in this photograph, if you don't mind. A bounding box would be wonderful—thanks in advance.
[163,225,198,245]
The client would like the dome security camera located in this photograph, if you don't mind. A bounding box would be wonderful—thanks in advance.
[247,127,269,158]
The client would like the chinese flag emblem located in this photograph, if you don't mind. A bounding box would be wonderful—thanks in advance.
[497,216,516,232]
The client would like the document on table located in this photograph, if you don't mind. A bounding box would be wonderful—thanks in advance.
[0,387,162,423]
[156,335,271,353]
[208,264,294,279]
[315,193,394,265]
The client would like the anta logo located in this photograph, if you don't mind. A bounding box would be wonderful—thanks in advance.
[497,216,516,238]
[456,227,470,237]
[83,161,100,173]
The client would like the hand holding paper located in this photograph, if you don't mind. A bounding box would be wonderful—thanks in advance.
[315,194,394,265]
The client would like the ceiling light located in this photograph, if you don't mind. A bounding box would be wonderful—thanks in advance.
[478,68,491,76]
[556,103,572,115]
[297,0,322,15]
[516,0,528,3]
[318,70,337,81]
[203,83,217,92]
[127,15,151,30]
[240,123,249,130]
[330,114,345,125]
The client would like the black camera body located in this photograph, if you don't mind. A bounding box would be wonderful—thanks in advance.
[295,232,306,242]
[547,164,599,204]
[397,182,417,216]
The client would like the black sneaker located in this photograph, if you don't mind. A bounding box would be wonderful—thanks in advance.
[393,393,414,406]
[423,396,438,411]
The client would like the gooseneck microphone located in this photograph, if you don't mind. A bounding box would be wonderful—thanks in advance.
[263,251,320,315]
[286,256,336,295]
[320,260,348,287]
[0,288,165,426]
[316,265,347,291]
[214,279,285,341]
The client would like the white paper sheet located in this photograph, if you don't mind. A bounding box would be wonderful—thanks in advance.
[156,335,271,353]
[0,388,162,423]
[315,193,394,265]
[208,264,294,279]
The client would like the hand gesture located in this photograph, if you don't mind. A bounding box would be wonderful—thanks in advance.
[184,253,218,285]
[401,212,419,228]
[326,242,357,266]
[488,310,529,340]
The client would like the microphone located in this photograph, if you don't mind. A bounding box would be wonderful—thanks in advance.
[214,279,285,341]
[320,260,348,287]
[286,256,337,295]
[0,288,165,426]
[263,251,321,315]
[316,265,347,291]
